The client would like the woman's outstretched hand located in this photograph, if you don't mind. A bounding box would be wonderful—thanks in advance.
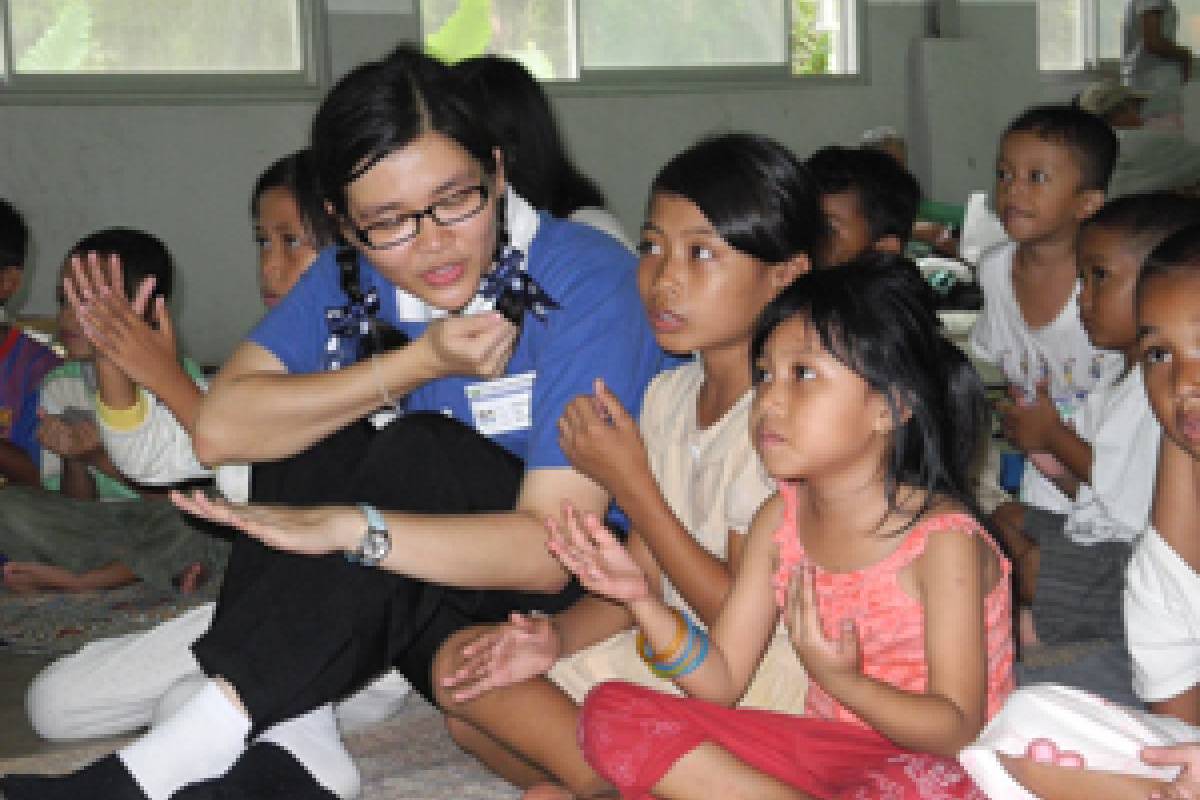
[545,503,651,605]
[170,489,360,557]
[440,612,562,703]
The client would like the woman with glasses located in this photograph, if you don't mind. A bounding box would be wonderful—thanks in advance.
[1,46,665,800]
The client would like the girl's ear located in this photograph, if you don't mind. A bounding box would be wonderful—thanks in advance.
[769,252,812,289]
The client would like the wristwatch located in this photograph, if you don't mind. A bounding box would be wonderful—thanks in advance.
[345,503,391,567]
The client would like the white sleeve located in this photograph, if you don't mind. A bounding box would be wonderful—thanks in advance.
[1064,376,1161,544]
[968,249,1007,366]
[1125,527,1200,702]
[100,387,211,485]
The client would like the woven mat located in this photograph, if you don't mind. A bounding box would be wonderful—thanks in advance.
[0,583,215,657]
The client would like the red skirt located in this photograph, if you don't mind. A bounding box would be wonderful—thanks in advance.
[579,681,986,800]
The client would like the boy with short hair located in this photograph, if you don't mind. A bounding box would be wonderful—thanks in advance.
[0,228,228,594]
[804,144,922,267]
[0,198,61,487]
[970,104,1126,644]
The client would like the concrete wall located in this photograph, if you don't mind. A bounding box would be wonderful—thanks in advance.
[0,0,1183,366]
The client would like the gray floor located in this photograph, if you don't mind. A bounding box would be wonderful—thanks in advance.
[0,653,53,758]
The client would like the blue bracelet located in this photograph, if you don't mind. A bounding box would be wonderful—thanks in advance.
[649,618,696,674]
[670,627,710,679]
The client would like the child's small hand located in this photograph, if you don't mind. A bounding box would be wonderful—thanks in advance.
[996,382,1061,453]
[784,565,861,689]
[545,503,651,605]
[440,612,561,703]
[1028,451,1066,479]
[1143,743,1200,799]
[36,411,101,460]
[66,253,179,389]
[558,378,650,498]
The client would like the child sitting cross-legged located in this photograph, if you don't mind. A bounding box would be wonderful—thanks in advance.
[544,260,1012,799]
[1001,191,1200,705]
[959,221,1200,800]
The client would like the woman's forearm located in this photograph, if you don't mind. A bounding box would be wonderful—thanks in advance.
[193,343,437,465]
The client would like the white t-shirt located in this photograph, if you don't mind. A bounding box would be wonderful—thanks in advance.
[1122,0,1184,118]
[1064,365,1160,545]
[969,242,1124,513]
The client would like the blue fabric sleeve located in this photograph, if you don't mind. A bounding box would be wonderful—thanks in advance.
[522,229,663,470]
[247,247,342,374]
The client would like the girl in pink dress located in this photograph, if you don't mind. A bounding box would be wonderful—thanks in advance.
[545,258,1014,799]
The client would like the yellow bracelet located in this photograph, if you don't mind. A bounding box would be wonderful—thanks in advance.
[635,607,688,667]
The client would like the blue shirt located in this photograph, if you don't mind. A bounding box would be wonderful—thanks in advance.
[250,213,668,474]
[0,327,60,467]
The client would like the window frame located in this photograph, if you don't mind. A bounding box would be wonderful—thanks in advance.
[1037,0,1121,75]
[418,0,865,95]
[0,0,329,105]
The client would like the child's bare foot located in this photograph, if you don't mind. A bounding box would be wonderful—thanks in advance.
[1019,607,1041,648]
[173,562,208,594]
[523,785,575,800]
[2,562,82,593]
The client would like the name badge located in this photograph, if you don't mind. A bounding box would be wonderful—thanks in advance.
[466,371,535,436]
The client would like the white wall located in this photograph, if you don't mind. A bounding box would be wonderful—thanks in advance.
[0,0,1145,367]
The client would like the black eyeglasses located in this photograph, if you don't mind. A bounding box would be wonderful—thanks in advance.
[346,184,490,250]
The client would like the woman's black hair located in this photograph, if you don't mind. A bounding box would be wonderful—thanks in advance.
[251,149,337,247]
[651,133,823,264]
[452,55,607,217]
[68,227,175,304]
[311,44,500,217]
[751,253,989,519]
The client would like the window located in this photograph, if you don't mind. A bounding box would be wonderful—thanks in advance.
[0,0,325,99]
[420,0,858,82]
[1040,0,1200,71]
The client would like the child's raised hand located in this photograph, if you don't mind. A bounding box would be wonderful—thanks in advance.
[1143,744,1200,799]
[546,503,651,605]
[783,565,861,690]
[996,382,1061,454]
[66,253,179,389]
[36,410,101,459]
[557,378,649,497]
[439,612,562,703]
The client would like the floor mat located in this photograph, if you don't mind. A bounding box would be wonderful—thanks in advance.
[0,583,216,657]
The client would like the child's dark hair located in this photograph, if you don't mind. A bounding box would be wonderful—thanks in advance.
[67,228,174,302]
[0,198,29,269]
[1082,191,1200,263]
[1004,104,1118,192]
[751,253,989,517]
[805,145,921,253]
[312,44,499,218]
[452,55,607,218]
[1139,222,1200,296]
[652,133,822,264]
[251,150,337,247]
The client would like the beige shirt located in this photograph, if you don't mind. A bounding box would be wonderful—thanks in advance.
[548,361,807,712]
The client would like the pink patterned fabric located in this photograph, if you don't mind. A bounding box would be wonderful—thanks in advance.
[770,481,1015,727]
[580,681,988,800]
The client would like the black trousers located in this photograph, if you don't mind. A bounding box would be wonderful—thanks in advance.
[191,413,582,734]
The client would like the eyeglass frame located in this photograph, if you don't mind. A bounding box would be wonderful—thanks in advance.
[343,183,492,251]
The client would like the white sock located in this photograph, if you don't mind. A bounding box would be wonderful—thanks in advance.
[258,704,361,799]
[118,680,250,800]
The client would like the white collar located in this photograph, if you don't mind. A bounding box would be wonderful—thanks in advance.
[394,187,540,323]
